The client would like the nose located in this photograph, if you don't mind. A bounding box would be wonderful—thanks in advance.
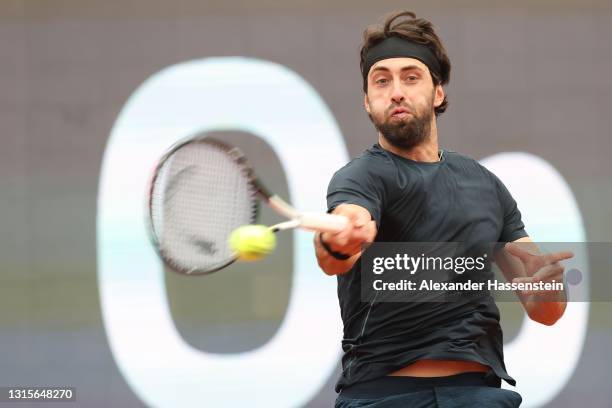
[390,82,405,104]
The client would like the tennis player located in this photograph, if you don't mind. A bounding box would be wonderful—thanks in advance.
[314,11,572,407]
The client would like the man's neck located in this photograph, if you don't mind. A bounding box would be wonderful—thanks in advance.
[378,120,440,163]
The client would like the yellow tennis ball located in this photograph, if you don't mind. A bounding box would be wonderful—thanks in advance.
[229,225,276,261]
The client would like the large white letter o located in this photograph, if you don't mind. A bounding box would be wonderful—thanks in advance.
[97,58,347,407]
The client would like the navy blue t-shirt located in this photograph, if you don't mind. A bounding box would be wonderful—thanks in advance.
[326,143,528,392]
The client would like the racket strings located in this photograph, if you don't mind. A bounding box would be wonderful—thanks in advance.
[150,141,257,274]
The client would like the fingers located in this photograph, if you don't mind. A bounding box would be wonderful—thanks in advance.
[512,263,565,295]
[336,203,370,227]
[322,204,377,255]
[322,219,376,256]
[512,264,564,283]
[350,211,368,228]
[505,244,574,272]
[339,220,377,254]
[542,250,574,265]
[512,276,536,284]
[322,227,353,250]
[352,220,377,248]
[532,262,565,282]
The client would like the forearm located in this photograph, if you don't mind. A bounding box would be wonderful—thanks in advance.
[518,239,568,325]
[314,232,361,276]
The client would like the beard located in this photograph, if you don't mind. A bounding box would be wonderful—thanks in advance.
[369,97,434,150]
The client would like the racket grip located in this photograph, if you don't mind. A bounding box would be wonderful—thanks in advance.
[300,213,348,234]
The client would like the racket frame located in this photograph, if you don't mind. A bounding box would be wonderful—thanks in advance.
[147,136,259,275]
[147,135,346,276]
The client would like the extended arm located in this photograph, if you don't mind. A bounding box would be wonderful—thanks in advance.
[314,204,377,276]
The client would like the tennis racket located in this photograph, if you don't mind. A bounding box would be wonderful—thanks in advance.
[147,136,348,275]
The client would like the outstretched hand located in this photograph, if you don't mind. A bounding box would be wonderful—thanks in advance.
[504,243,573,296]
[322,204,377,256]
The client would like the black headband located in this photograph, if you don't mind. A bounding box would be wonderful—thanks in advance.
[362,36,442,83]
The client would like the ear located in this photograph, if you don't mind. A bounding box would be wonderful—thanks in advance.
[364,94,371,114]
[433,85,445,108]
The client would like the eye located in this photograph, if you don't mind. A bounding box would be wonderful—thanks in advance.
[406,75,418,82]
[375,78,388,85]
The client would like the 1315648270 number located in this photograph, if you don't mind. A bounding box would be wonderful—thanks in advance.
[1,387,75,402]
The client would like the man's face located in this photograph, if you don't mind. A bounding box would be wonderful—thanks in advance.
[364,57,444,149]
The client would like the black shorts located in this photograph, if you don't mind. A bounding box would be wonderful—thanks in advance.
[335,372,522,408]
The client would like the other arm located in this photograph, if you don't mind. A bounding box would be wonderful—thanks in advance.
[495,236,572,325]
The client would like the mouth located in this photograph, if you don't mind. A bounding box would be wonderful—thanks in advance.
[390,107,411,119]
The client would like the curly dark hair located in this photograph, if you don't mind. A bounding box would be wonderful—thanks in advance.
[360,11,451,116]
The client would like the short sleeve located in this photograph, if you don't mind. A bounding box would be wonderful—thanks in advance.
[326,162,384,226]
[493,174,528,242]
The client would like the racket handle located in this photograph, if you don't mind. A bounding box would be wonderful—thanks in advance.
[300,213,348,234]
